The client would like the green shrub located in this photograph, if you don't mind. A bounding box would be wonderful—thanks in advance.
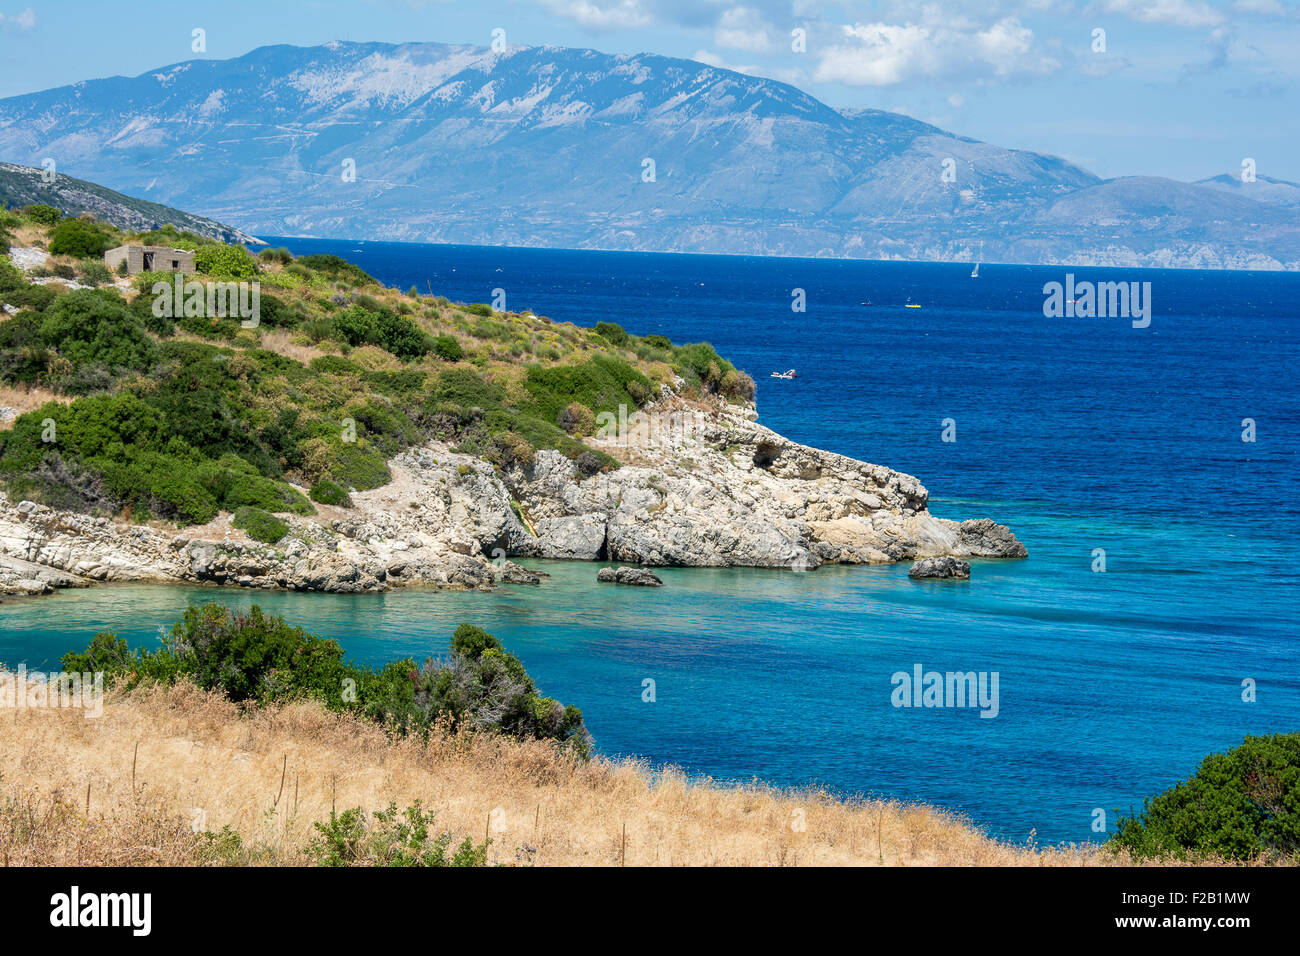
[334,304,430,359]
[296,254,375,286]
[77,261,114,287]
[229,505,289,544]
[309,479,353,507]
[643,334,672,350]
[309,354,363,377]
[258,246,293,264]
[557,401,595,436]
[0,255,27,294]
[594,321,628,346]
[47,218,112,258]
[485,430,535,469]
[1110,733,1300,861]
[37,289,156,373]
[325,441,390,490]
[720,368,756,401]
[132,225,210,250]
[523,355,652,422]
[62,604,591,755]
[194,244,259,280]
[308,802,488,867]
[432,335,464,361]
[22,203,62,225]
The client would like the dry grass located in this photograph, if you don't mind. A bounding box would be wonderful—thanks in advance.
[0,384,70,431]
[0,682,1173,867]
[239,330,331,366]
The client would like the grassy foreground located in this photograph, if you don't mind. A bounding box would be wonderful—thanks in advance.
[0,681,1129,867]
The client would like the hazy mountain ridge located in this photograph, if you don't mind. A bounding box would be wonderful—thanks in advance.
[0,40,1294,269]
[0,161,259,244]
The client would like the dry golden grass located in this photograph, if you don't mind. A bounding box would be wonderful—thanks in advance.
[0,682,1177,867]
[0,384,70,431]
[252,330,331,366]
[10,223,48,248]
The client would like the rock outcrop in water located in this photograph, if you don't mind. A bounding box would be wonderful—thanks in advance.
[908,557,973,580]
[597,566,664,587]
[0,397,1025,597]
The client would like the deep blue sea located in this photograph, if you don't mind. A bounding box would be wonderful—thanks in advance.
[3,238,1297,846]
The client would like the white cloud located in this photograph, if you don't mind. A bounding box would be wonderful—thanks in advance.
[1100,0,1225,28]
[714,7,774,53]
[0,7,36,29]
[1231,0,1295,16]
[813,16,1058,86]
[541,0,651,31]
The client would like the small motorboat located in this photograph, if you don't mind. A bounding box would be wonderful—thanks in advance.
[904,297,922,309]
[770,368,797,380]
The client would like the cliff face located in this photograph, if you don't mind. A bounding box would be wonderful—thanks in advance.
[0,399,1024,597]
[505,399,1025,568]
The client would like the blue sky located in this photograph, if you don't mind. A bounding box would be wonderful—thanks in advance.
[1,0,1297,182]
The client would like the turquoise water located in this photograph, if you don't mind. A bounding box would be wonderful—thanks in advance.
[3,241,1298,845]
[2,499,1294,845]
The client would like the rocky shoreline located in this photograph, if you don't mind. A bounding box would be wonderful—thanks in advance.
[0,398,1026,599]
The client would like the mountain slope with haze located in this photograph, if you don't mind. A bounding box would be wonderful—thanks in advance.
[0,40,1293,269]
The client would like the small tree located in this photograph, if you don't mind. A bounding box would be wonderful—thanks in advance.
[22,203,62,225]
[48,218,111,258]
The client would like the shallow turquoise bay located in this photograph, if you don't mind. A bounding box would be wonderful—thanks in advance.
[3,499,1295,845]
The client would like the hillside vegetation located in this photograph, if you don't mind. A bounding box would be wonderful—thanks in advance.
[0,204,754,527]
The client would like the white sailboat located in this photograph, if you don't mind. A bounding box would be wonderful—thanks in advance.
[971,242,982,278]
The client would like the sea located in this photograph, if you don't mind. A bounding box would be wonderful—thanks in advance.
[3,237,1297,846]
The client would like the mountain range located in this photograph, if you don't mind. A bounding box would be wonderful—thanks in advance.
[0,161,257,244]
[0,40,1295,269]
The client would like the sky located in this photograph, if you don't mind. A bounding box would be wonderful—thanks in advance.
[0,0,1297,182]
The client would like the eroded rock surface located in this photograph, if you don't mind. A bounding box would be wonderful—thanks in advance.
[908,557,973,580]
[1,399,1025,597]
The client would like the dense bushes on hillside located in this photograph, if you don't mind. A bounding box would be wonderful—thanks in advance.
[194,243,258,279]
[37,289,157,379]
[0,209,755,522]
[62,603,591,754]
[21,203,62,225]
[296,253,375,286]
[333,303,431,359]
[1110,733,1300,861]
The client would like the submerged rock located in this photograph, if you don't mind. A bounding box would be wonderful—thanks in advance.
[597,566,664,587]
[500,561,543,585]
[908,557,971,580]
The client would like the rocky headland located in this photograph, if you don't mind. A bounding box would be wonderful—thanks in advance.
[0,396,1025,598]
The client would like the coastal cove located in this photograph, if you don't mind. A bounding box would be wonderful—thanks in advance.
[3,501,1296,847]
[3,239,1297,847]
